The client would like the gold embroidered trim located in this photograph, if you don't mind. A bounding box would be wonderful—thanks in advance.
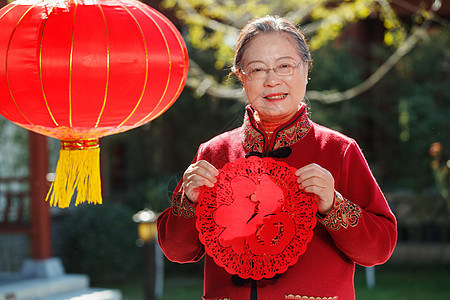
[243,114,265,153]
[319,192,361,230]
[285,295,338,300]
[273,113,310,149]
[171,192,195,218]
[242,107,311,153]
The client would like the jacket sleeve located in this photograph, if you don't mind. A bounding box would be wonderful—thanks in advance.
[157,152,205,263]
[318,140,397,267]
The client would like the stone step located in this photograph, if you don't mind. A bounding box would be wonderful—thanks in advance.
[43,288,122,300]
[0,274,89,300]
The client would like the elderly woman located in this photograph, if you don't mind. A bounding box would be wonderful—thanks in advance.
[157,15,397,300]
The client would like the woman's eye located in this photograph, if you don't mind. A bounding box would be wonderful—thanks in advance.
[251,68,265,73]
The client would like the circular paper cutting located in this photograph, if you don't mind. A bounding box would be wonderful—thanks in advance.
[196,156,317,280]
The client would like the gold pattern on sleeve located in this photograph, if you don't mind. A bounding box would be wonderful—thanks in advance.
[171,192,196,219]
[319,192,361,230]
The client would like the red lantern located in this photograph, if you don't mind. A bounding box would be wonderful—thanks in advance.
[0,0,189,207]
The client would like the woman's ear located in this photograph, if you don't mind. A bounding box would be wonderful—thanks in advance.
[235,71,244,83]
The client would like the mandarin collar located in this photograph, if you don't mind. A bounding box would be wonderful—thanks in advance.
[242,104,311,153]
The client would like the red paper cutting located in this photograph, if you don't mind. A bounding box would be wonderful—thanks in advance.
[196,156,317,280]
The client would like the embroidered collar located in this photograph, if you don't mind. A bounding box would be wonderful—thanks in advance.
[242,104,311,153]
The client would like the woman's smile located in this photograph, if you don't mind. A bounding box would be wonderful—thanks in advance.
[264,93,288,101]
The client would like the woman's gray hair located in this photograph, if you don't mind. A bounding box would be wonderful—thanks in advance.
[231,15,312,76]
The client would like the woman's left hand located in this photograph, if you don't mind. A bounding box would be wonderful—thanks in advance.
[295,163,335,215]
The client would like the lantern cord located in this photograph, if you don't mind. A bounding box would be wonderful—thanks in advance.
[46,147,102,208]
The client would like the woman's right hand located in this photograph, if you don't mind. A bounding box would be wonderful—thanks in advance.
[182,160,219,204]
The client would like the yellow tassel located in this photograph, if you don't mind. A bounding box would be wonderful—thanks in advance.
[46,140,102,208]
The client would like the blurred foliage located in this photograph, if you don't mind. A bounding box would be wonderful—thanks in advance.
[59,202,140,283]
[160,0,407,70]
[102,26,449,215]
[0,118,29,177]
[429,142,450,210]
[56,28,449,280]
[380,28,449,190]
[307,28,449,192]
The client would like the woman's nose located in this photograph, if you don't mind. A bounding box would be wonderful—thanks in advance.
[264,69,282,86]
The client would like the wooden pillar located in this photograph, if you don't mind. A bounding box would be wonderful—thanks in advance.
[28,132,52,259]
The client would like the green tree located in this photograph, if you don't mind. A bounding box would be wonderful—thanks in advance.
[101,0,448,212]
[158,0,443,104]
[0,118,29,177]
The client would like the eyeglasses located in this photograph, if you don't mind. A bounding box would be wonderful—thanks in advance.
[241,61,305,80]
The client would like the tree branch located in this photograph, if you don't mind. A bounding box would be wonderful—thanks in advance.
[186,60,246,101]
[182,1,441,104]
[306,0,442,103]
[186,24,427,104]
[306,25,427,103]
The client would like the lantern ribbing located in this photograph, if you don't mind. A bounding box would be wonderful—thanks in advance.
[0,0,189,207]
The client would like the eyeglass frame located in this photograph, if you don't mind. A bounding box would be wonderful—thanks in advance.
[240,60,309,80]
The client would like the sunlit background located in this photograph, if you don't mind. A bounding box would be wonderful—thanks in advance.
[1,0,449,299]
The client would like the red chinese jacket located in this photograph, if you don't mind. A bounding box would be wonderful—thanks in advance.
[157,104,397,300]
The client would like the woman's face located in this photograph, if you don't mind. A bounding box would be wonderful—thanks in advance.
[240,32,308,122]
